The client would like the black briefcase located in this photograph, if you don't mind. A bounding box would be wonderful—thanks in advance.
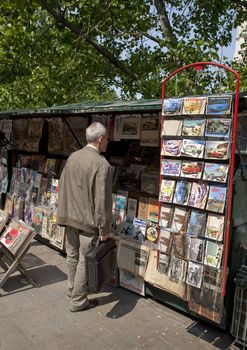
[86,237,117,293]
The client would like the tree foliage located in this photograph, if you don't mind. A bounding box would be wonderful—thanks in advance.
[0,0,246,109]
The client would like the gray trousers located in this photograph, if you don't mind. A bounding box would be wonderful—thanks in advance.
[65,226,95,310]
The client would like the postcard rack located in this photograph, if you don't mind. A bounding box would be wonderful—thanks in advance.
[157,62,240,324]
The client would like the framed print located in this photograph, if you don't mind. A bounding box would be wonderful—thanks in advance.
[120,116,141,139]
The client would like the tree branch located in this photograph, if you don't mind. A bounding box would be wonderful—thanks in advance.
[153,0,178,45]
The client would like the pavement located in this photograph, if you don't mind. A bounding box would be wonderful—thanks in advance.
[0,240,242,350]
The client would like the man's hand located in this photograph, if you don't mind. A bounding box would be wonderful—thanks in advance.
[100,234,109,241]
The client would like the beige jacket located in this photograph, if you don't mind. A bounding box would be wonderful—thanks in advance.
[57,146,112,236]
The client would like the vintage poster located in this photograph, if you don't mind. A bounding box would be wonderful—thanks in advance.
[205,214,225,241]
[120,115,141,140]
[182,97,206,115]
[203,163,229,183]
[25,118,44,152]
[161,159,181,177]
[173,180,192,206]
[159,179,176,203]
[188,238,205,263]
[187,210,207,237]
[182,119,205,137]
[204,241,223,269]
[181,139,205,158]
[163,98,183,115]
[206,95,232,115]
[205,119,231,138]
[188,182,209,209]
[186,261,203,289]
[119,269,145,296]
[159,204,174,228]
[180,161,203,179]
[171,207,189,234]
[206,186,227,213]
[205,141,229,160]
[140,115,160,147]
[161,119,183,136]
[161,139,182,157]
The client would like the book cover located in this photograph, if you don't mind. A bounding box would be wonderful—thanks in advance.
[137,196,149,219]
[188,182,209,209]
[173,180,192,206]
[206,186,227,213]
[180,161,203,179]
[163,98,183,115]
[203,163,229,183]
[171,234,189,259]
[186,261,203,288]
[182,97,206,115]
[126,198,138,219]
[204,241,223,269]
[159,204,173,228]
[147,197,159,223]
[188,238,205,263]
[182,119,205,137]
[168,255,187,283]
[181,139,205,158]
[187,210,207,237]
[161,159,181,177]
[205,214,225,241]
[161,140,182,157]
[205,119,231,138]
[171,207,189,234]
[145,221,159,243]
[205,141,229,160]
[159,180,176,203]
[206,95,232,115]
[158,227,174,253]
[161,120,183,136]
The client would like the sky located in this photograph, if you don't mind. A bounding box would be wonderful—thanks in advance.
[221,28,237,61]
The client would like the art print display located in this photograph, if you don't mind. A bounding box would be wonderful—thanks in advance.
[120,116,141,139]
[205,119,231,138]
[203,163,229,183]
[182,119,205,137]
[145,222,159,243]
[173,180,192,206]
[159,204,173,228]
[158,252,171,275]
[181,139,205,158]
[161,120,183,136]
[158,227,174,253]
[163,98,183,115]
[159,179,176,203]
[168,255,187,283]
[206,95,232,115]
[206,186,226,213]
[171,234,188,259]
[182,97,206,115]
[188,238,205,263]
[188,182,209,209]
[147,197,159,223]
[171,207,189,234]
[186,261,203,289]
[161,159,181,177]
[187,210,207,238]
[161,139,182,157]
[180,161,203,179]
[140,115,160,147]
[205,141,229,160]
[205,214,225,241]
[204,241,223,269]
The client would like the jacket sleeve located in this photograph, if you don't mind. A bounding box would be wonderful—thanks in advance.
[94,160,113,235]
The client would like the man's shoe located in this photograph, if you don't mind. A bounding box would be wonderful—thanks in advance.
[69,299,99,312]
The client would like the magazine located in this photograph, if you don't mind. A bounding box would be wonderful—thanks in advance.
[161,159,181,177]
[147,197,159,223]
[204,241,223,269]
[206,95,232,115]
[187,210,207,237]
[161,139,182,157]
[173,180,192,206]
[180,161,203,179]
[188,182,209,209]
[161,120,183,136]
[186,261,203,288]
[159,179,176,203]
[158,227,174,253]
[168,255,187,283]
[188,238,205,263]
[181,139,205,158]
[206,186,226,213]
[182,119,205,137]
[163,98,183,115]
[205,119,231,138]
[205,141,229,160]
[159,204,173,228]
[205,214,225,241]
[171,207,189,234]
[171,234,189,259]
[145,222,158,243]
[182,97,206,115]
[203,163,229,183]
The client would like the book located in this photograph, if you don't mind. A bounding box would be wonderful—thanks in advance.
[180,161,203,179]
[163,98,183,115]
[204,241,223,269]
[171,207,189,234]
[161,140,182,157]
[161,159,181,177]
[147,197,159,223]
[187,210,207,237]
[182,119,205,137]
[171,234,188,259]
[137,196,149,219]
[126,198,138,219]
[173,180,192,205]
[161,120,183,136]
[205,119,231,138]
[182,97,206,115]
[158,227,174,253]
[205,141,229,160]
[181,139,205,158]
[159,204,173,228]
[203,163,229,183]
[159,179,176,203]
[206,95,232,115]
[188,182,209,209]
[186,261,203,288]
[205,214,225,241]
[145,221,158,243]
[188,238,205,263]
[206,186,227,213]
[168,255,187,283]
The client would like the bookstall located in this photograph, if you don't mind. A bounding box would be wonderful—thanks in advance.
[0,63,246,329]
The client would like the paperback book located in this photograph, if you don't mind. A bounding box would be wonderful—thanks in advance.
[180,161,203,179]
[159,180,176,203]
[182,119,205,137]
[186,261,203,289]
[204,241,223,269]
[163,98,183,115]
[205,119,231,138]
[181,139,205,158]
[173,180,192,206]
[161,120,183,136]
[203,163,229,183]
[206,95,232,115]
[161,159,181,177]
[161,140,182,157]
[182,97,207,115]
[158,227,174,253]
[159,204,173,228]
[188,182,209,209]
[205,141,229,160]
[206,186,226,213]
[188,238,205,263]
[187,210,207,237]
[205,214,225,241]
[171,207,189,234]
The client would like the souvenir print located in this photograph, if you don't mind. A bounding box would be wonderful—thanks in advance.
[203,163,229,183]
[205,214,225,241]
[182,119,205,137]
[173,180,192,206]
[204,241,223,269]
[188,182,209,209]
[161,120,183,136]
[180,161,203,179]
[205,141,229,160]
[187,210,207,237]
[159,180,176,203]
[159,204,173,228]
[182,97,206,115]
[168,255,187,283]
[206,95,232,115]
[188,238,205,263]
[171,207,189,234]
[161,159,181,177]
[206,186,226,213]
[161,139,182,157]
[181,139,205,158]
[163,98,183,115]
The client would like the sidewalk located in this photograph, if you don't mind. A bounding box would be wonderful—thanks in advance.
[0,240,240,350]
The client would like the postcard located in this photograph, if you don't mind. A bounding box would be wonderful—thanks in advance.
[158,252,171,275]
[171,207,189,234]
[206,186,227,213]
[168,255,187,283]
[188,182,209,209]
[126,198,138,219]
[163,98,183,115]
[159,204,173,228]
[158,227,174,253]
[161,159,181,177]
[206,95,232,115]
[205,214,225,241]
[181,139,205,158]
[205,141,229,160]
[182,97,206,115]
[147,197,159,223]
[145,222,159,243]
[204,241,223,269]
[119,116,141,139]
[161,139,182,157]
[137,196,149,219]
[205,119,231,138]
[173,180,192,206]
[180,161,203,179]
[140,115,160,147]
[161,120,183,136]
[182,119,205,137]
[203,163,229,183]
[159,179,176,203]
[188,238,205,263]
[171,234,189,259]
[187,210,207,237]
[186,261,203,288]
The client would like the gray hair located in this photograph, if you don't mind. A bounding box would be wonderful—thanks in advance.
[86,122,107,143]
